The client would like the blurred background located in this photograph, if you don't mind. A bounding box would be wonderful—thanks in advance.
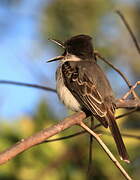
[0,0,140,179]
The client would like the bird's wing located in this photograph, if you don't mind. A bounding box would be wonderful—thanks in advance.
[62,61,108,127]
[62,61,129,162]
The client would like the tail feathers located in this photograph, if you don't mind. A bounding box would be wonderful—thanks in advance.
[107,110,130,163]
[95,115,108,128]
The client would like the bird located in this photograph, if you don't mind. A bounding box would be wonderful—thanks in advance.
[48,34,130,163]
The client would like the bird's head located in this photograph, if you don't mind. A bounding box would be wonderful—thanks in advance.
[47,34,94,62]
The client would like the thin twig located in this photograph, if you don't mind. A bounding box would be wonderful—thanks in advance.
[41,131,85,143]
[87,117,94,176]
[79,122,132,180]
[121,133,140,140]
[100,131,140,140]
[0,80,56,93]
[116,108,137,119]
[41,109,137,144]
[95,52,138,98]
[116,98,140,109]
[43,128,140,145]
[122,81,140,100]
[116,10,140,55]
[0,80,140,108]
[95,52,132,88]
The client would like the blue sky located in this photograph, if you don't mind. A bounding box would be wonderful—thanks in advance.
[0,0,59,119]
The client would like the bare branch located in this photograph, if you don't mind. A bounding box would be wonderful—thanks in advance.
[79,122,132,180]
[116,108,137,119]
[0,80,140,108]
[0,79,139,180]
[116,10,140,55]
[0,110,133,178]
[95,52,132,88]
[116,98,140,109]
[0,80,56,93]
[0,112,86,165]
[100,131,140,140]
[42,130,86,143]
[0,99,138,164]
[0,97,138,178]
[43,129,140,144]
[122,81,140,100]
[41,108,138,144]
[0,97,139,164]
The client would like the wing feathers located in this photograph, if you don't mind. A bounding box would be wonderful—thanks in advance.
[62,61,129,162]
[62,61,108,126]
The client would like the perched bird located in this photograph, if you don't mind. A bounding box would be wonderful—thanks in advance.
[48,34,129,163]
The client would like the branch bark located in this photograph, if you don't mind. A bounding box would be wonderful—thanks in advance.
[0,97,139,165]
[0,112,86,165]
[79,122,132,180]
[116,98,140,109]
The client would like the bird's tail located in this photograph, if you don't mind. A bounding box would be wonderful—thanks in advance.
[107,109,130,163]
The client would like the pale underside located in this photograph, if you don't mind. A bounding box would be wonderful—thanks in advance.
[56,65,81,112]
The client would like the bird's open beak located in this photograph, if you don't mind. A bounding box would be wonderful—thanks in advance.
[48,38,65,49]
[47,55,64,63]
[47,38,65,63]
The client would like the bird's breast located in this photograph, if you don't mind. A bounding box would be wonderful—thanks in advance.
[56,66,81,112]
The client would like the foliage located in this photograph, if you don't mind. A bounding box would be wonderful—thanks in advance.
[41,0,114,43]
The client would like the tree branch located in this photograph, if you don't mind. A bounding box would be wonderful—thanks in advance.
[116,98,140,109]
[0,110,134,179]
[0,82,139,165]
[41,109,139,144]
[116,10,140,55]
[0,80,56,93]
[0,97,138,180]
[95,52,132,88]
[79,122,132,180]
[0,80,140,108]
[0,112,86,165]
